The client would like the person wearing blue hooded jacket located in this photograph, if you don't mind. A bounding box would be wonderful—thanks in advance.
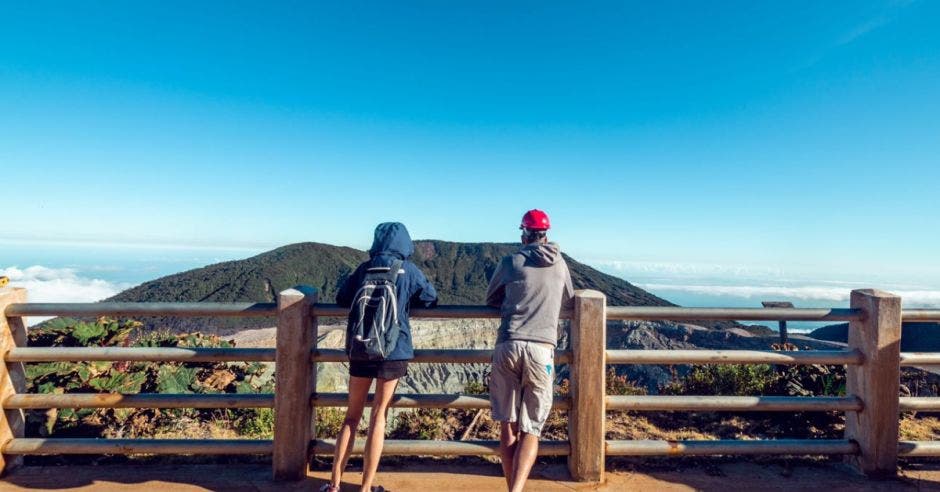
[321,222,437,492]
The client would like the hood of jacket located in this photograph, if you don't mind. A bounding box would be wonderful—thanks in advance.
[520,242,562,267]
[369,222,415,260]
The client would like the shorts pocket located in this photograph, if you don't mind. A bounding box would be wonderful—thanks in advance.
[526,343,555,382]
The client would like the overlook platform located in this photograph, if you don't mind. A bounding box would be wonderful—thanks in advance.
[2,461,940,491]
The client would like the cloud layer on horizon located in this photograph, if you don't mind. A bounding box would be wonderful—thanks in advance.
[639,283,940,308]
[2,265,130,325]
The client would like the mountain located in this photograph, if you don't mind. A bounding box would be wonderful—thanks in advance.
[809,322,940,352]
[106,240,739,334]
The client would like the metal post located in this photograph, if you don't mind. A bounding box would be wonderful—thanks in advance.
[762,301,793,347]
[273,286,318,481]
[567,290,606,482]
[844,289,901,477]
[0,287,27,475]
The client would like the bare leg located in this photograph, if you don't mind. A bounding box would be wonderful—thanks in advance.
[360,377,399,492]
[509,432,540,492]
[499,421,519,489]
[330,376,371,488]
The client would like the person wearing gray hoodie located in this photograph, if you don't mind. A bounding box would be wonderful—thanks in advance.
[486,209,574,492]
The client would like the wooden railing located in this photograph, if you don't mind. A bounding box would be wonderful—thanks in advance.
[1,286,939,482]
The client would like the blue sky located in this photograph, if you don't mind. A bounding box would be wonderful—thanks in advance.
[2,1,940,289]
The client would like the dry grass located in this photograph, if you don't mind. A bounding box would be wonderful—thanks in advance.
[900,415,940,441]
[606,411,715,441]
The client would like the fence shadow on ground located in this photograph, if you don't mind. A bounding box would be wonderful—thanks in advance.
[5,459,940,491]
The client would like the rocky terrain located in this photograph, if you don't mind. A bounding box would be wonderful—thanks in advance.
[234,318,845,396]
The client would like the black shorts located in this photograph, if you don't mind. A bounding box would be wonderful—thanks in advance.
[348,360,408,380]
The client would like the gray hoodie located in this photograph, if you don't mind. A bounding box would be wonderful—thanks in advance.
[485,242,575,347]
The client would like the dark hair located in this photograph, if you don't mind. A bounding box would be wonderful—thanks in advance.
[522,228,547,243]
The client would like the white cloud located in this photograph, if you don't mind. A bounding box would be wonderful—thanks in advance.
[2,265,130,325]
[638,283,940,308]
[589,259,786,280]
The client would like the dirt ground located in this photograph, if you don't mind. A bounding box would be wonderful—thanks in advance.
[3,460,940,491]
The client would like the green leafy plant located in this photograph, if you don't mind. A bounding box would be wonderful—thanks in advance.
[24,317,275,440]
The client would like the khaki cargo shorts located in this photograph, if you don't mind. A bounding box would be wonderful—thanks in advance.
[489,340,555,436]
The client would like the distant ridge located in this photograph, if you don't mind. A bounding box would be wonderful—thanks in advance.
[107,240,737,334]
[809,322,940,352]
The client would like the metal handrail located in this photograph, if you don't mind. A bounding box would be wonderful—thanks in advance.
[900,353,940,366]
[5,302,277,317]
[4,393,274,409]
[606,395,862,412]
[901,310,940,322]
[899,397,940,412]
[11,301,920,323]
[606,349,863,365]
[313,303,505,318]
[2,438,272,455]
[605,439,858,456]
[311,348,572,364]
[6,347,276,362]
[606,306,863,321]
[311,392,570,410]
[310,439,570,456]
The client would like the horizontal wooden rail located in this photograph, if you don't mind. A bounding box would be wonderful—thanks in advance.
[4,393,273,409]
[606,307,862,322]
[605,439,859,456]
[900,353,940,366]
[901,310,940,322]
[5,302,277,318]
[899,441,940,457]
[312,348,572,364]
[899,397,940,412]
[311,439,570,456]
[5,347,276,363]
[2,438,273,455]
[606,349,863,365]
[606,395,862,412]
[312,392,569,410]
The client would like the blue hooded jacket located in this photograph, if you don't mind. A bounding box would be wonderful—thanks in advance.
[336,222,438,361]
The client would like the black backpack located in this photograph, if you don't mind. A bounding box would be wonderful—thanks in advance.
[345,259,404,361]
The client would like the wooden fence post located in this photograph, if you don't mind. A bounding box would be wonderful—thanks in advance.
[1,287,27,476]
[273,286,317,481]
[845,289,901,477]
[568,289,606,482]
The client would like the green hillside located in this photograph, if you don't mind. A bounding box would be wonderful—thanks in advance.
[106,240,731,334]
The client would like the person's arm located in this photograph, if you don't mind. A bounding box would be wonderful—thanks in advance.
[561,260,575,309]
[410,266,438,308]
[485,257,509,308]
[335,264,365,308]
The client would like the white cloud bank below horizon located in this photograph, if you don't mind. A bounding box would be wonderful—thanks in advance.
[2,265,131,325]
[639,283,940,308]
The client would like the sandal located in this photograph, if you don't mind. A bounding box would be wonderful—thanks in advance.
[318,484,340,492]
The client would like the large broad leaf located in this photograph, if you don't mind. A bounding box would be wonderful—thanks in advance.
[157,366,197,394]
[89,370,148,393]
[235,381,256,394]
[72,321,107,345]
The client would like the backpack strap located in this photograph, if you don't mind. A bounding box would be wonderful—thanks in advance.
[388,258,405,284]
[364,258,405,283]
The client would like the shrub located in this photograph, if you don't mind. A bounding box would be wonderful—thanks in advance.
[25,317,274,440]
[315,407,349,438]
[389,409,451,440]
[607,368,647,396]
[237,408,275,438]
